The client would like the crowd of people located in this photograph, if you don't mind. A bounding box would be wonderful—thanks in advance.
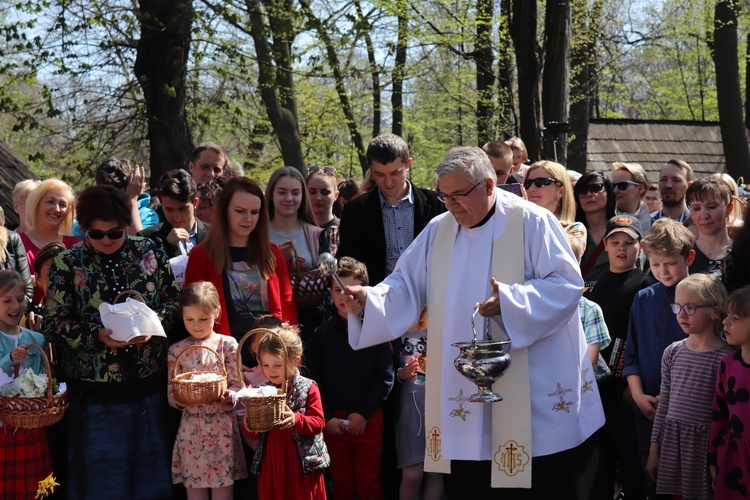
[1,135,750,500]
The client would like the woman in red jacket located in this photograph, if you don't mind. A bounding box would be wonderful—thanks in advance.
[186,177,297,338]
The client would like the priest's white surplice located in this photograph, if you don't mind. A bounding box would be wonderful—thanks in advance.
[349,189,605,462]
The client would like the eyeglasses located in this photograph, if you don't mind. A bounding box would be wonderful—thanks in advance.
[437,182,482,204]
[523,177,561,190]
[669,303,714,315]
[308,166,337,176]
[613,180,641,191]
[577,183,606,197]
[87,229,125,240]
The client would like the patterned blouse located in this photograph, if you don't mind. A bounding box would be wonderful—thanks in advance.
[43,237,181,383]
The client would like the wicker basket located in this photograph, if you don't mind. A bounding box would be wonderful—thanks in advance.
[289,245,329,309]
[172,345,228,407]
[0,344,69,429]
[237,328,287,432]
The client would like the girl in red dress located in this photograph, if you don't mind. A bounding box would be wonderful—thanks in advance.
[242,324,329,499]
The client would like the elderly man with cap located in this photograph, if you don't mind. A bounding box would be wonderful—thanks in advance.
[342,146,604,499]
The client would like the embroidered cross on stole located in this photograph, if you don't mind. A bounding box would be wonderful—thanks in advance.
[424,194,533,488]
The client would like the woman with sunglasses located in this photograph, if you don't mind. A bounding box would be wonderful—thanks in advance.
[307,165,341,255]
[611,162,652,235]
[43,184,181,499]
[574,171,617,276]
[523,161,586,248]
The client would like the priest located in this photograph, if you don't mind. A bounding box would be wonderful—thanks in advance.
[343,146,605,499]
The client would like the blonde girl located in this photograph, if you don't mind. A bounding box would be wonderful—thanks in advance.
[243,325,329,499]
[168,281,247,500]
[709,285,750,497]
[646,274,732,498]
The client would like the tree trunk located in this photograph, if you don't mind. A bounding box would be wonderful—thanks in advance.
[510,0,543,162]
[354,0,381,139]
[392,0,407,139]
[497,0,514,137]
[712,1,750,181]
[474,0,495,145]
[134,0,194,187]
[568,0,602,172]
[246,0,306,172]
[541,0,571,164]
[299,0,368,173]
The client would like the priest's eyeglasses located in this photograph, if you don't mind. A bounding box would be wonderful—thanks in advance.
[437,182,482,204]
[669,303,714,315]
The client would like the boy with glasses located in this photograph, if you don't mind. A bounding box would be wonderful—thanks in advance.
[623,218,696,497]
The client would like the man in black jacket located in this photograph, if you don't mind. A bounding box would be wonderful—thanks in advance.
[142,169,209,258]
[337,134,444,285]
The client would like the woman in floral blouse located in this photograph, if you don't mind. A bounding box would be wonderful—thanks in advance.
[43,184,181,500]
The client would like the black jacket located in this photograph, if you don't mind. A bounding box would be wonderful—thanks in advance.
[336,184,444,285]
[2,230,33,304]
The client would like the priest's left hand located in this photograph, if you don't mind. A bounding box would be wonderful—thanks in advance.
[477,278,501,317]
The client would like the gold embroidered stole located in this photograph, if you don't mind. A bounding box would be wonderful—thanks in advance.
[424,196,533,488]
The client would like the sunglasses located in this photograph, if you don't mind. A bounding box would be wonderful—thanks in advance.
[308,166,337,176]
[613,180,640,191]
[577,183,606,197]
[669,303,714,315]
[523,177,561,190]
[87,229,125,240]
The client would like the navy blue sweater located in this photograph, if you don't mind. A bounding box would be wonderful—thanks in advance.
[306,315,394,421]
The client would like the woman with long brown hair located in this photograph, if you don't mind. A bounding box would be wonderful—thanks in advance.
[185,177,297,339]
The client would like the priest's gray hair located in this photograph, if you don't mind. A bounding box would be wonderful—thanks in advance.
[436,146,497,185]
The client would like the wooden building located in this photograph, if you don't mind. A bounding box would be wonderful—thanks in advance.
[0,140,41,228]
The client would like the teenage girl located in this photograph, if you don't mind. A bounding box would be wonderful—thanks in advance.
[0,270,53,498]
[646,274,733,498]
[709,284,750,498]
[168,281,247,500]
[242,324,329,499]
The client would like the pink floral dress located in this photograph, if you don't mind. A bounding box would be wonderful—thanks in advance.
[167,334,248,488]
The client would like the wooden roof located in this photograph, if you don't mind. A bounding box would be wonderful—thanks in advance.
[0,140,40,229]
[586,119,732,181]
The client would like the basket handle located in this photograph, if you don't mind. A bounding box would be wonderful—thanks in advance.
[172,344,228,381]
[113,290,146,304]
[237,328,288,393]
[289,242,303,277]
[12,343,53,400]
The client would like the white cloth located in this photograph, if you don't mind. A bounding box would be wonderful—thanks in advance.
[349,189,605,459]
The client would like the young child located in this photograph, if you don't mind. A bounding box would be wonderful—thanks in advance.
[307,257,394,500]
[646,274,732,498]
[168,281,247,500]
[0,270,53,497]
[584,215,655,500]
[709,285,750,497]
[623,218,696,496]
[242,324,329,499]
[395,309,444,500]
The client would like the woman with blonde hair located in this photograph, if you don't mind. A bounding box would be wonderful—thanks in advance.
[711,173,745,236]
[12,179,40,233]
[524,160,586,247]
[19,179,81,303]
[504,136,530,181]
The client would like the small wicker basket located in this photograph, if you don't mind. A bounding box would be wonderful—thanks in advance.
[238,328,287,432]
[113,289,146,304]
[289,245,329,309]
[0,344,69,429]
[172,344,228,407]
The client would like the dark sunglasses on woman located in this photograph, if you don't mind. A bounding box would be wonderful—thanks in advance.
[87,229,125,240]
[577,183,606,197]
[523,177,561,190]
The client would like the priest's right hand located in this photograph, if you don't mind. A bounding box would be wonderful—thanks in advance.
[342,285,366,316]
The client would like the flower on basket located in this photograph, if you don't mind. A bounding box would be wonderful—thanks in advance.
[35,473,59,499]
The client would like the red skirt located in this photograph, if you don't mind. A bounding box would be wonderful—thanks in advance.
[0,424,53,498]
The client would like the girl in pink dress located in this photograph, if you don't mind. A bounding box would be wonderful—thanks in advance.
[168,282,247,500]
[242,324,329,499]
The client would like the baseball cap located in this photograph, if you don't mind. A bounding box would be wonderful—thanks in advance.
[604,215,643,240]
